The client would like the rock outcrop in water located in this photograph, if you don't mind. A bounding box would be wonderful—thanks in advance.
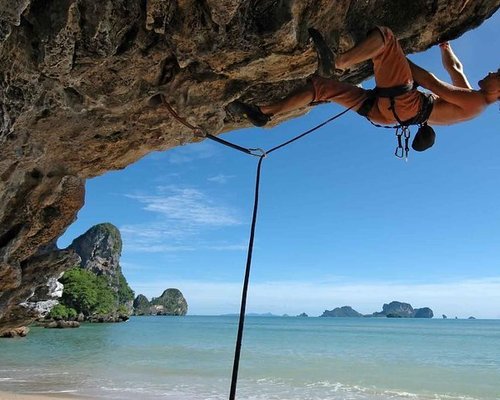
[414,307,434,318]
[321,306,363,317]
[1,0,499,333]
[320,302,434,318]
[372,301,433,318]
[133,288,188,316]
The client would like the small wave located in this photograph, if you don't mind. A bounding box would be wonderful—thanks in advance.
[28,390,78,394]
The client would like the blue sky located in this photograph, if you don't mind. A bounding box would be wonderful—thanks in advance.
[59,13,500,318]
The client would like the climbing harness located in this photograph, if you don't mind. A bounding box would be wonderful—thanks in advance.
[161,96,355,400]
[357,82,436,159]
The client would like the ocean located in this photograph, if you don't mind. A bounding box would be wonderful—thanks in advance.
[0,316,499,399]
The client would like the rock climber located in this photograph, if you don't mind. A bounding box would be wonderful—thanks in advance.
[228,27,499,152]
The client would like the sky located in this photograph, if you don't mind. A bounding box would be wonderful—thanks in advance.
[59,12,500,319]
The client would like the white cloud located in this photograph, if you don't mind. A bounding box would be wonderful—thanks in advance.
[202,242,248,251]
[127,187,240,226]
[130,277,500,319]
[121,186,244,253]
[167,142,218,164]
[207,174,235,184]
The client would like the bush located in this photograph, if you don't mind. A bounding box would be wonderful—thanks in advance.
[60,268,117,317]
[49,304,77,320]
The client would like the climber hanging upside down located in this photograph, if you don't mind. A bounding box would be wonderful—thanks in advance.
[228,26,499,152]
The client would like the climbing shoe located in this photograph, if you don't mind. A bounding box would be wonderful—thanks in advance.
[308,28,337,78]
[411,123,436,152]
[227,100,270,127]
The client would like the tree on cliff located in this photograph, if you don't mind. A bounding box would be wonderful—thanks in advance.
[57,267,116,317]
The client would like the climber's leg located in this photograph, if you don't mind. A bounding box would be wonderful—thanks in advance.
[226,90,314,127]
[227,78,368,127]
[368,26,414,89]
[260,78,368,116]
[259,84,316,116]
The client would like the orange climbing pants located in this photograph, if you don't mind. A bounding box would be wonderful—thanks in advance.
[310,26,424,125]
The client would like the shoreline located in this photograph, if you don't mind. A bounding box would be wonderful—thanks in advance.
[0,391,91,400]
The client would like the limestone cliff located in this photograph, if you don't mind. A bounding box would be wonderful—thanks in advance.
[65,223,135,320]
[0,0,498,333]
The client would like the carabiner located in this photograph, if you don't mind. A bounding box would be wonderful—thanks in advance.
[394,146,404,158]
[249,148,267,158]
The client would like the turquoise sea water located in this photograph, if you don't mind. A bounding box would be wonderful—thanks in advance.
[0,317,499,399]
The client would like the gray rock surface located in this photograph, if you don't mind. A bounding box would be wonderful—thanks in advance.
[1,0,499,333]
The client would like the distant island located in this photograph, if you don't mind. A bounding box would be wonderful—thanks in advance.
[321,306,363,317]
[133,289,188,316]
[321,301,434,318]
[220,312,278,317]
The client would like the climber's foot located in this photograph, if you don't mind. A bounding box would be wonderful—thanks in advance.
[227,100,270,127]
[308,28,339,77]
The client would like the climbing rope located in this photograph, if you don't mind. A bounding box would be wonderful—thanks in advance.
[161,97,356,400]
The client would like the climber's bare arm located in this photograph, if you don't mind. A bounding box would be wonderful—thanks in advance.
[439,42,472,89]
[408,60,482,106]
[408,60,487,125]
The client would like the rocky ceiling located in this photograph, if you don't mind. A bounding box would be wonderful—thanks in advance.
[0,0,499,333]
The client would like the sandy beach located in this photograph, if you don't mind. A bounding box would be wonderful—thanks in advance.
[0,392,89,400]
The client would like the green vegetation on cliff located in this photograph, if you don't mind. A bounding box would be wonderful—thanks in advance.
[55,267,117,317]
[117,273,135,304]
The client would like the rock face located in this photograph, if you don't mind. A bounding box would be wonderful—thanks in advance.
[372,301,433,318]
[134,288,188,316]
[1,1,499,333]
[321,306,363,317]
